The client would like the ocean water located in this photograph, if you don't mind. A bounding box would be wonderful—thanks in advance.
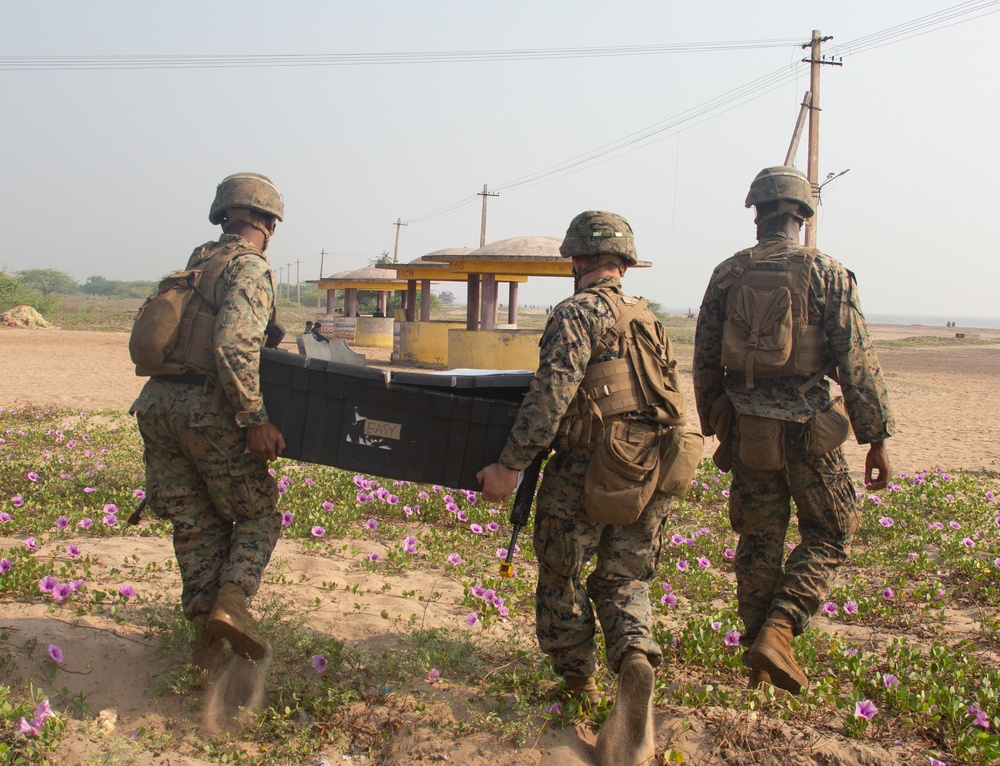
[865,314,1000,330]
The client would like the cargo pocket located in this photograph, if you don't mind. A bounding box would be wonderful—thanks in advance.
[226,457,279,521]
[737,415,785,471]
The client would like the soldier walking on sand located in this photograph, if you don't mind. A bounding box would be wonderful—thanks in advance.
[130,173,286,673]
[693,165,895,693]
[480,211,698,766]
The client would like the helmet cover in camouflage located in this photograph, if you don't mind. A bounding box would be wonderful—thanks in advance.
[209,172,285,225]
[744,166,815,219]
[559,211,637,265]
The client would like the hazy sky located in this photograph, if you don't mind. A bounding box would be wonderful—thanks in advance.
[3,1,998,317]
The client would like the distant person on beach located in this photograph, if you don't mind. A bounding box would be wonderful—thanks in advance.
[130,173,286,675]
[693,165,895,695]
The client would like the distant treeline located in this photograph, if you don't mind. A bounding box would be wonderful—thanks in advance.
[0,269,158,314]
[0,268,323,316]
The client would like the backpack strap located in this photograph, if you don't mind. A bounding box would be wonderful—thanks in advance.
[589,288,648,358]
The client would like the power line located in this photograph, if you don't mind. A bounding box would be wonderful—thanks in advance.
[402,0,999,222]
[0,39,802,71]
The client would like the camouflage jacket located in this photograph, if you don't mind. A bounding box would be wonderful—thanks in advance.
[693,233,895,445]
[499,275,630,470]
[132,234,275,429]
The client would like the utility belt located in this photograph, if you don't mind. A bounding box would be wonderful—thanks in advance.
[151,372,226,414]
[710,394,850,472]
[152,372,213,388]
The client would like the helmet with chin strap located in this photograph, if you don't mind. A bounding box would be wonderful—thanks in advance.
[559,211,637,266]
[210,172,284,224]
[209,172,284,249]
[745,166,815,222]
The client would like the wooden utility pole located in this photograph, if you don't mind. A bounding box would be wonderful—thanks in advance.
[802,29,841,248]
[317,249,326,309]
[478,184,499,247]
[784,90,812,166]
[392,218,407,263]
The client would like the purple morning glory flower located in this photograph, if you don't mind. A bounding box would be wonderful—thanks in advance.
[854,699,878,720]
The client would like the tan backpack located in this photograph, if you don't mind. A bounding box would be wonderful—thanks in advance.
[719,240,828,388]
[129,242,255,377]
[568,289,704,523]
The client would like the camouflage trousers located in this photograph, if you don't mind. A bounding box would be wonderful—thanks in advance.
[133,381,281,619]
[729,423,859,647]
[533,446,672,678]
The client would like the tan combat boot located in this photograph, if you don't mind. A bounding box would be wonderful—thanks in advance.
[594,651,655,766]
[747,615,807,694]
[207,583,271,661]
[191,613,230,676]
[563,675,601,706]
[747,667,773,690]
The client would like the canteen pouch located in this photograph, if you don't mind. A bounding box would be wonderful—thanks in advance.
[584,418,660,526]
[737,415,785,471]
[657,426,705,496]
[708,394,736,472]
[803,396,851,455]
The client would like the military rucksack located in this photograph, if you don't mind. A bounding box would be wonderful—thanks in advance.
[556,288,703,524]
[719,239,828,388]
[129,241,261,377]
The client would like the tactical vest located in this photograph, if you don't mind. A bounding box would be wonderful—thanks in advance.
[555,287,686,451]
[130,240,273,377]
[718,239,828,389]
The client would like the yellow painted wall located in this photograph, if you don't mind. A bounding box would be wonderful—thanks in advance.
[448,329,541,371]
[355,317,395,348]
[396,322,464,367]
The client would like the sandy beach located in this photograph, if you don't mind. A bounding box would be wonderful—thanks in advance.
[1,322,998,765]
[2,323,998,475]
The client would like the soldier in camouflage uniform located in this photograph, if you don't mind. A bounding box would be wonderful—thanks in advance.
[131,173,286,671]
[480,211,684,766]
[693,166,895,693]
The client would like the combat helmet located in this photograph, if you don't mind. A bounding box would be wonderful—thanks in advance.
[745,166,815,220]
[559,211,637,265]
[209,172,285,225]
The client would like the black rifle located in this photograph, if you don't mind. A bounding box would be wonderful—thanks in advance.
[127,497,147,525]
[498,450,547,579]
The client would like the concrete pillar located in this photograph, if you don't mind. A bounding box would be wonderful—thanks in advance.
[326,288,336,315]
[345,289,358,317]
[406,280,417,322]
[481,274,497,331]
[508,282,519,325]
[420,279,431,322]
[467,274,481,331]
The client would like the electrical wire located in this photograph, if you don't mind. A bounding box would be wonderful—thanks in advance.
[403,0,1000,222]
[0,39,802,71]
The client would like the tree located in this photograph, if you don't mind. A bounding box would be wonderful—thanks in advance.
[16,269,78,295]
[0,271,55,314]
[81,275,116,296]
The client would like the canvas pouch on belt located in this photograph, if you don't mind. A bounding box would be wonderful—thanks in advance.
[656,426,704,496]
[737,415,785,471]
[584,418,661,526]
[803,395,851,455]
